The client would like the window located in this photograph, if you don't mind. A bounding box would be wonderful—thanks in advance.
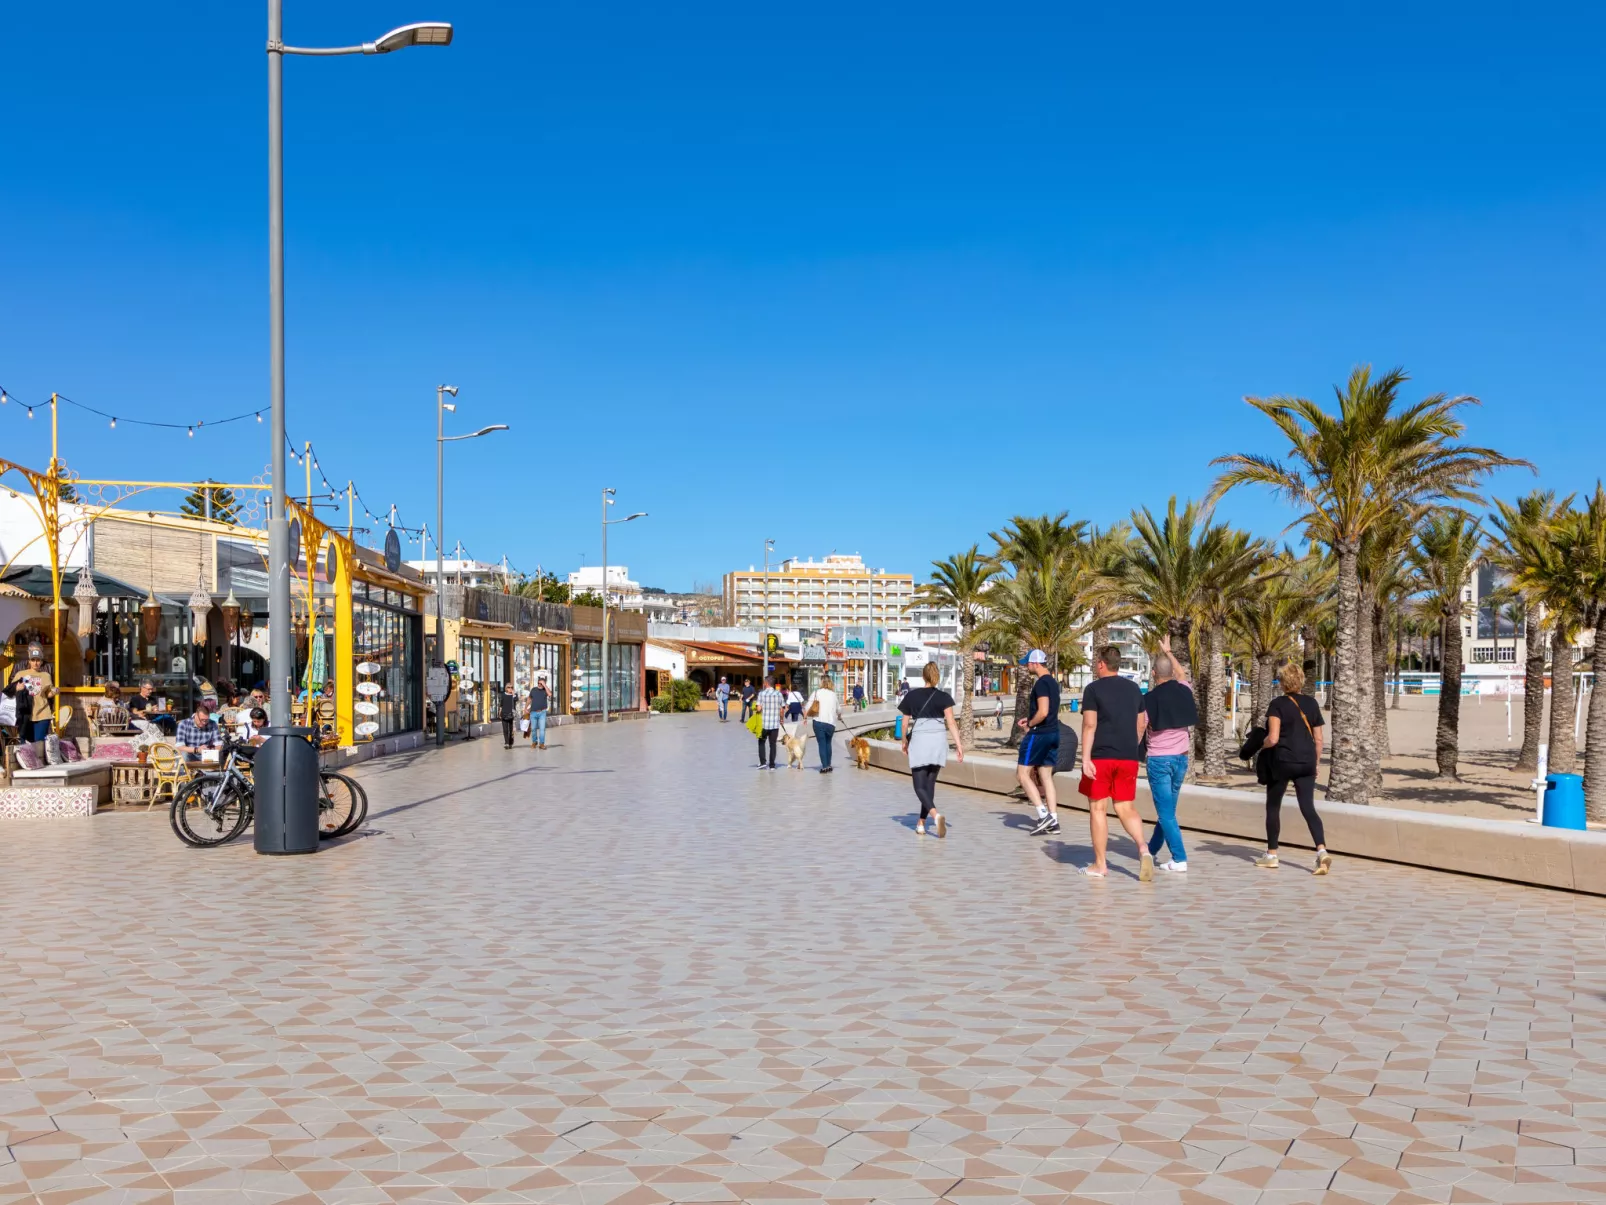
[573,640,640,713]
[353,595,421,735]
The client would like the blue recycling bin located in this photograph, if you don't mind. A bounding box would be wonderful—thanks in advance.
[894,715,904,740]
[1543,772,1587,831]
[1068,698,1080,712]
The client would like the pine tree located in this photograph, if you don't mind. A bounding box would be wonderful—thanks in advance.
[180,481,240,525]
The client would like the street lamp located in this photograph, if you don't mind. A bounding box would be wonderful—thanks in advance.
[435,385,508,746]
[600,489,647,723]
[763,538,775,680]
[262,3,452,853]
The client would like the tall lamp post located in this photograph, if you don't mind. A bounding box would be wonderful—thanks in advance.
[435,387,508,746]
[600,489,647,723]
[263,5,453,852]
[762,538,775,680]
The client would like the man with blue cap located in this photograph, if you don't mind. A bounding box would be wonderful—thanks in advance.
[1016,649,1062,835]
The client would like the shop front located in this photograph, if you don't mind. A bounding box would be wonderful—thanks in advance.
[569,606,647,719]
[427,585,573,730]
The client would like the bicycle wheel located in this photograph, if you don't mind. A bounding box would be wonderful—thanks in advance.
[317,771,366,839]
[171,775,252,847]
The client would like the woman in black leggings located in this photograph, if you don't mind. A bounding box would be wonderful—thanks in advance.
[1256,662,1333,875]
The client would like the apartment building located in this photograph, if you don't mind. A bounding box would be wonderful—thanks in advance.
[723,554,914,630]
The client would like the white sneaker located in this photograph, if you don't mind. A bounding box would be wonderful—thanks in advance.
[1162,861,1187,873]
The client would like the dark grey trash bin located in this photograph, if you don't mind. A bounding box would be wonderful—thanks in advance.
[253,726,321,855]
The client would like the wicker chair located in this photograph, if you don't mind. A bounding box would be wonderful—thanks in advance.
[147,742,189,810]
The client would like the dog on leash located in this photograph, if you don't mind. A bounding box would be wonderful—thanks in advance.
[849,737,872,770]
[781,731,808,769]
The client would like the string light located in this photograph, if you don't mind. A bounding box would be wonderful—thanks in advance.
[109,418,116,429]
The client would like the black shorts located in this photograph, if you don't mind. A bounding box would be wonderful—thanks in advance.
[1018,729,1059,768]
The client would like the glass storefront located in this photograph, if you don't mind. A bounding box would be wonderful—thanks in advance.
[458,636,485,727]
[573,640,640,714]
[353,589,421,736]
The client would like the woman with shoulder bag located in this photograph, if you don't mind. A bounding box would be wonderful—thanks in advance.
[1255,661,1332,874]
[898,662,965,837]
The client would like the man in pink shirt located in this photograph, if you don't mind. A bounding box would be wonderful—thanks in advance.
[1142,635,1197,873]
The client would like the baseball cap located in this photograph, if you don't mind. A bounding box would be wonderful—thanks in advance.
[1018,649,1047,665]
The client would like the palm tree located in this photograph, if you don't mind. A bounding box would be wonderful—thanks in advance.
[985,513,1089,743]
[914,546,996,750]
[1119,497,1217,680]
[1232,551,1314,727]
[1193,528,1274,780]
[1408,511,1483,779]
[1360,513,1417,771]
[1538,485,1606,816]
[1508,500,1584,775]
[1211,365,1528,804]
[1488,491,1568,771]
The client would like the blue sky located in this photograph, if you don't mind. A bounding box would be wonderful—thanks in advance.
[3,1,1603,590]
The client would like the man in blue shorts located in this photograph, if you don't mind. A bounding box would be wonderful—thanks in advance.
[1015,649,1062,836]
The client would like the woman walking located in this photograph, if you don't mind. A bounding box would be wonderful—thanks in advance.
[807,678,840,773]
[1142,635,1197,873]
[899,662,965,836]
[1256,662,1333,874]
[7,645,54,743]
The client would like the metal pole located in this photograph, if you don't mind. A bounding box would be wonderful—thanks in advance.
[267,0,291,729]
[601,488,609,723]
[435,387,445,745]
[763,541,770,680]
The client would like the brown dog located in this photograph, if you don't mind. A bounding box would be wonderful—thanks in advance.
[850,737,871,770]
[781,731,808,769]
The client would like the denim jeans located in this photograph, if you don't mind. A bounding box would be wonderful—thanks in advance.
[1145,754,1188,862]
[528,710,548,745]
[813,720,835,768]
[717,697,728,720]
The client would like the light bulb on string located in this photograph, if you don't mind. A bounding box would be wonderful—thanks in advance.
[27,407,34,420]
[256,412,263,423]
[109,418,116,429]
[187,426,194,437]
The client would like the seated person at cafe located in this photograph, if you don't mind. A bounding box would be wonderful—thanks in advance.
[97,682,124,713]
[248,684,268,709]
[175,700,221,750]
[247,706,268,745]
[127,679,158,717]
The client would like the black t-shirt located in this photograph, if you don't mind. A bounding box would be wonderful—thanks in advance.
[127,693,153,714]
[1143,679,1198,732]
[1267,693,1324,771]
[1081,674,1143,760]
[741,685,756,701]
[1027,674,1061,733]
[899,687,955,720]
[529,686,549,711]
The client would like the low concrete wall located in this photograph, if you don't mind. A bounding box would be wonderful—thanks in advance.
[864,740,1606,896]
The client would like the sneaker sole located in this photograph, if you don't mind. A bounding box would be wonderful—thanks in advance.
[1315,854,1332,875]
[1139,854,1154,882]
[935,814,947,838]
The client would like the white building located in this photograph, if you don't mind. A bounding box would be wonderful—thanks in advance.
[404,557,504,589]
[723,553,914,630]
[568,566,679,622]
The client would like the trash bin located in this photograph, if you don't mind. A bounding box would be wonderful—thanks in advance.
[1543,772,1587,831]
[253,726,321,855]
[894,715,904,740]
[1068,698,1080,712]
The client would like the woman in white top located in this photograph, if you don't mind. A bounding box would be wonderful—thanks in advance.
[806,679,841,773]
[898,662,965,836]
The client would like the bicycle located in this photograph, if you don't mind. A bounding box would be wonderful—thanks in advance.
[170,733,368,847]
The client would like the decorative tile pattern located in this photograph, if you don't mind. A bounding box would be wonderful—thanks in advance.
[4,716,1606,1203]
[0,783,95,819]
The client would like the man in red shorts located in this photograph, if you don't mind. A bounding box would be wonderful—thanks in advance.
[1078,644,1152,880]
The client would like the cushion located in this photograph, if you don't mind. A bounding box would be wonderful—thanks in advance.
[44,735,65,766]
[14,743,44,771]
[60,740,84,763]
[93,741,139,761]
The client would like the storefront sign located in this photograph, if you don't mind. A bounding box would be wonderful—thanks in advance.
[427,666,451,702]
[383,529,401,573]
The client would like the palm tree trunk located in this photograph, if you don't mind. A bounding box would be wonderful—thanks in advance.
[1251,652,1276,728]
[1516,610,1545,771]
[1549,627,1577,774]
[1300,625,1317,686]
[1372,598,1392,755]
[1327,540,1368,803]
[1357,586,1381,797]
[1005,648,1031,748]
[1435,609,1465,779]
[1197,622,1229,780]
[1586,612,1606,821]
[957,617,975,753]
[1166,616,1193,677]
[1390,616,1403,709]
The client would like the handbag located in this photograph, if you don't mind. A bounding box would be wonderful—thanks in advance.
[519,717,530,735]
[806,697,820,718]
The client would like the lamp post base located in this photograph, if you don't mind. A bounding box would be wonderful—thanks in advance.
[253,727,321,855]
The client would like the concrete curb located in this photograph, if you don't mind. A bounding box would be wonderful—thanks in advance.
[863,739,1606,896]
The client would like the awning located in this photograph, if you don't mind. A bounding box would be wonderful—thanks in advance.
[1,565,147,599]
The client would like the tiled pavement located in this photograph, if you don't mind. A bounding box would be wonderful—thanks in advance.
[5,717,1606,1204]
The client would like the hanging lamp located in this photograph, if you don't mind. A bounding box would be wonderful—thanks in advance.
[220,587,242,642]
[72,565,100,639]
[188,575,213,645]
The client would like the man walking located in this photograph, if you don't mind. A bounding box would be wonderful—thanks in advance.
[528,673,551,748]
[1015,650,1062,836]
[1143,635,1196,873]
[754,674,784,769]
[740,679,756,723]
[498,681,520,749]
[716,676,731,723]
[1078,645,1151,880]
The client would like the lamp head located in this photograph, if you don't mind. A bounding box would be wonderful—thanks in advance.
[368,22,454,54]
[441,402,456,412]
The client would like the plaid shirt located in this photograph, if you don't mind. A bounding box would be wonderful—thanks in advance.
[175,716,220,748]
[756,687,785,730]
